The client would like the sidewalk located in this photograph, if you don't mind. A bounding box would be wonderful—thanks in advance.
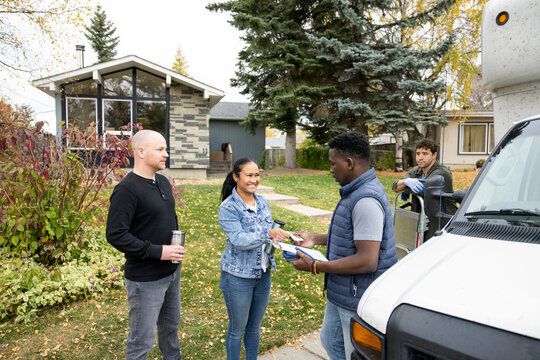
[259,330,328,360]
[257,185,333,221]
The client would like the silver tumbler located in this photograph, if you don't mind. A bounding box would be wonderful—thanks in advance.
[264,220,285,255]
[171,230,185,263]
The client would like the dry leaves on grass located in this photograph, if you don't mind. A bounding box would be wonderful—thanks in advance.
[452,171,478,190]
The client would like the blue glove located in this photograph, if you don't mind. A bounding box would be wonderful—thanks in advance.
[403,178,425,194]
[401,192,410,201]
[283,251,299,261]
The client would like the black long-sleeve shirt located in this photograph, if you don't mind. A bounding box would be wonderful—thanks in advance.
[106,172,178,281]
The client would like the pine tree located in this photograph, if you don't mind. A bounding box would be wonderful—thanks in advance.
[85,5,120,63]
[207,0,329,168]
[209,0,456,170]
[172,47,189,76]
[305,0,455,170]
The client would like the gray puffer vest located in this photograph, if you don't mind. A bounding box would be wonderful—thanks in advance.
[325,168,398,311]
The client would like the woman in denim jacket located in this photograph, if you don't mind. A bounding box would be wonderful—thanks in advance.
[219,158,289,360]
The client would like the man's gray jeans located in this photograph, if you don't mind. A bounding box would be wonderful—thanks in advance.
[124,265,182,360]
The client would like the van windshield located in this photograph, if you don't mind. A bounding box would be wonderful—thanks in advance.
[460,119,540,226]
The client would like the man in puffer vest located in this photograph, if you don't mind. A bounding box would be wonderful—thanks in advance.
[289,132,398,360]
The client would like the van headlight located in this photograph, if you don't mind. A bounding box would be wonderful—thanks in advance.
[350,315,384,360]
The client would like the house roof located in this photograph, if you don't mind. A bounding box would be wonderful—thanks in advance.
[209,101,251,120]
[31,55,225,107]
[444,110,494,121]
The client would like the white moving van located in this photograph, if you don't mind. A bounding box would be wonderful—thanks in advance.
[350,0,540,358]
[351,115,540,359]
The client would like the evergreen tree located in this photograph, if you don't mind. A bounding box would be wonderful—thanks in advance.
[209,0,455,170]
[85,5,120,63]
[304,0,455,170]
[208,0,330,168]
[172,47,189,76]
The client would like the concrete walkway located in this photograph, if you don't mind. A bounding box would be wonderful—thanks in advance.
[259,330,328,360]
[257,185,333,221]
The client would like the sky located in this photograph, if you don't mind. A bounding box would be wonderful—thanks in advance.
[1,0,248,134]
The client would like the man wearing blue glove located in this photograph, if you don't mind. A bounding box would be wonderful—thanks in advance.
[403,178,425,194]
[393,139,457,239]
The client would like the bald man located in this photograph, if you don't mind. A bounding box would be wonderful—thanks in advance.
[106,130,185,360]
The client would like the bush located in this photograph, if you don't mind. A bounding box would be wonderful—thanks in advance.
[0,100,132,265]
[373,152,396,171]
[0,227,124,324]
[476,159,485,168]
[296,145,330,170]
[260,149,267,169]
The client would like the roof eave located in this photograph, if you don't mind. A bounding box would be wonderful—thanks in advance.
[31,55,225,103]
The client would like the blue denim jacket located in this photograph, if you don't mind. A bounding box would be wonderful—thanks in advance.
[219,187,276,278]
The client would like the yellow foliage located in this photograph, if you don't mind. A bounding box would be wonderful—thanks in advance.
[0,0,91,74]
[376,0,489,109]
[265,127,282,138]
[172,47,189,76]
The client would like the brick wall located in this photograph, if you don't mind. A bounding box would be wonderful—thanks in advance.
[169,84,210,169]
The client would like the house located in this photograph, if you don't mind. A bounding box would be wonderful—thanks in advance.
[32,55,263,178]
[371,111,494,170]
[437,111,494,170]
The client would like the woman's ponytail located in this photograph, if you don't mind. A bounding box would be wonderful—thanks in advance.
[220,171,236,202]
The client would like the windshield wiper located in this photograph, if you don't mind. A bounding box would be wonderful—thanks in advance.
[465,208,540,217]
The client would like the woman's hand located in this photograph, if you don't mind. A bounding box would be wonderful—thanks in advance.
[268,228,289,242]
[291,231,315,248]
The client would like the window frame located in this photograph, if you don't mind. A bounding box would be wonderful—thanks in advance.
[65,96,98,150]
[458,121,494,155]
[61,67,170,165]
[102,98,133,136]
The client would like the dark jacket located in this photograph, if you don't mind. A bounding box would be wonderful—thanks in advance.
[393,161,457,214]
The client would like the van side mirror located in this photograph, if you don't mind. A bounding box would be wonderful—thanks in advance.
[424,176,469,230]
[423,175,447,219]
[441,189,468,204]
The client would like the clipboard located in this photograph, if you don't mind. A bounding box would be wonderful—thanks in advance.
[275,242,328,262]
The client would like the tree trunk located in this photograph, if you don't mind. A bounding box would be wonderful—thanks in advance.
[284,130,297,168]
[395,132,404,172]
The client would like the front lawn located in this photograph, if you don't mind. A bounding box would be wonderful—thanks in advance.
[0,171,476,359]
[0,183,328,360]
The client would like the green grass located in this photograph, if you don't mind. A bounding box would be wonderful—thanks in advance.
[262,172,403,210]
[0,184,328,360]
[262,173,339,211]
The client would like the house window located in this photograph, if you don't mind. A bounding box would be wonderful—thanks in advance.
[489,123,495,152]
[103,70,133,97]
[66,97,97,131]
[61,67,168,156]
[66,97,97,148]
[459,122,494,154]
[136,70,166,98]
[65,79,97,96]
[137,101,166,136]
[103,99,132,134]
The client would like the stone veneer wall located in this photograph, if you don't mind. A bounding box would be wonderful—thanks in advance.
[169,84,210,171]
